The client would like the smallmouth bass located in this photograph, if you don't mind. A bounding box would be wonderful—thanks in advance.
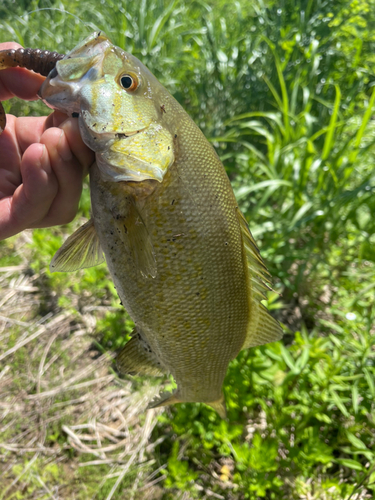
[1,32,283,417]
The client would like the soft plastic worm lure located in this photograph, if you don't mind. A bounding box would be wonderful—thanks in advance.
[0,47,64,132]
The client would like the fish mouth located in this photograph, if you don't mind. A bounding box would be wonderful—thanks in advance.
[114,128,147,139]
[38,32,112,113]
[81,108,151,138]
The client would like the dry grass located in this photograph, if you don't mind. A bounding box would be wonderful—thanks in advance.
[0,232,167,500]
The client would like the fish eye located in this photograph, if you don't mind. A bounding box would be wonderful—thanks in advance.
[119,73,139,91]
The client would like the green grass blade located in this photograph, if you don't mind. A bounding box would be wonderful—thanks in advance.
[322,84,341,160]
[262,74,283,111]
[349,86,375,163]
[354,86,375,148]
[147,0,177,49]
[289,201,313,229]
[236,179,292,200]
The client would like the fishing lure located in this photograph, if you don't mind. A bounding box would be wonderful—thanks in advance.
[0,47,64,132]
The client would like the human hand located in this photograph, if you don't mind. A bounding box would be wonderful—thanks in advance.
[0,42,95,241]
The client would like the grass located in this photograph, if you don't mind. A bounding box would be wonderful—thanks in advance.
[1,0,375,498]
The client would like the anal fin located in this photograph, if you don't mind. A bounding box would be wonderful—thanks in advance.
[116,333,164,377]
[147,392,180,411]
[148,392,227,419]
[50,219,104,272]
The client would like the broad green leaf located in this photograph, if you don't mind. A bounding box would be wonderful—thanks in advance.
[354,86,375,149]
[346,432,368,451]
[279,345,296,371]
[330,390,349,417]
[295,346,310,371]
[364,368,375,397]
[351,385,359,415]
[335,458,363,471]
[315,413,332,424]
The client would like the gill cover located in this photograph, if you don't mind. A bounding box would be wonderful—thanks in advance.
[39,31,174,183]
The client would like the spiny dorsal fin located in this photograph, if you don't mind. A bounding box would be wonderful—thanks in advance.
[50,219,105,272]
[236,208,273,301]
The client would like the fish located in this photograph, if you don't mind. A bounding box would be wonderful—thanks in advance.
[1,32,283,417]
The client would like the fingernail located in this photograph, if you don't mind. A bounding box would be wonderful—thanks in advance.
[38,144,47,164]
[57,129,73,161]
[37,144,52,174]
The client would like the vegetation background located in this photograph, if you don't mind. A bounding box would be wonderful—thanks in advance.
[0,0,375,498]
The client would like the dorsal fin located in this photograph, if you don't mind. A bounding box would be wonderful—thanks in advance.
[236,208,283,348]
[243,302,283,349]
[236,208,273,301]
[50,219,105,272]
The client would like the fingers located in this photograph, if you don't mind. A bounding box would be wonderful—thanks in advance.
[32,126,85,227]
[59,117,94,174]
[0,119,94,240]
[0,115,22,195]
[0,42,45,102]
[11,115,48,154]
[0,42,95,239]
[12,114,94,170]
[0,143,58,239]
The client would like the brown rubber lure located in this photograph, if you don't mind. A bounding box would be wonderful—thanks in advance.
[0,47,65,133]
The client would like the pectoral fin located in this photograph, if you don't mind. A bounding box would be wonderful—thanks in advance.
[113,199,156,278]
[116,333,165,376]
[50,219,104,272]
